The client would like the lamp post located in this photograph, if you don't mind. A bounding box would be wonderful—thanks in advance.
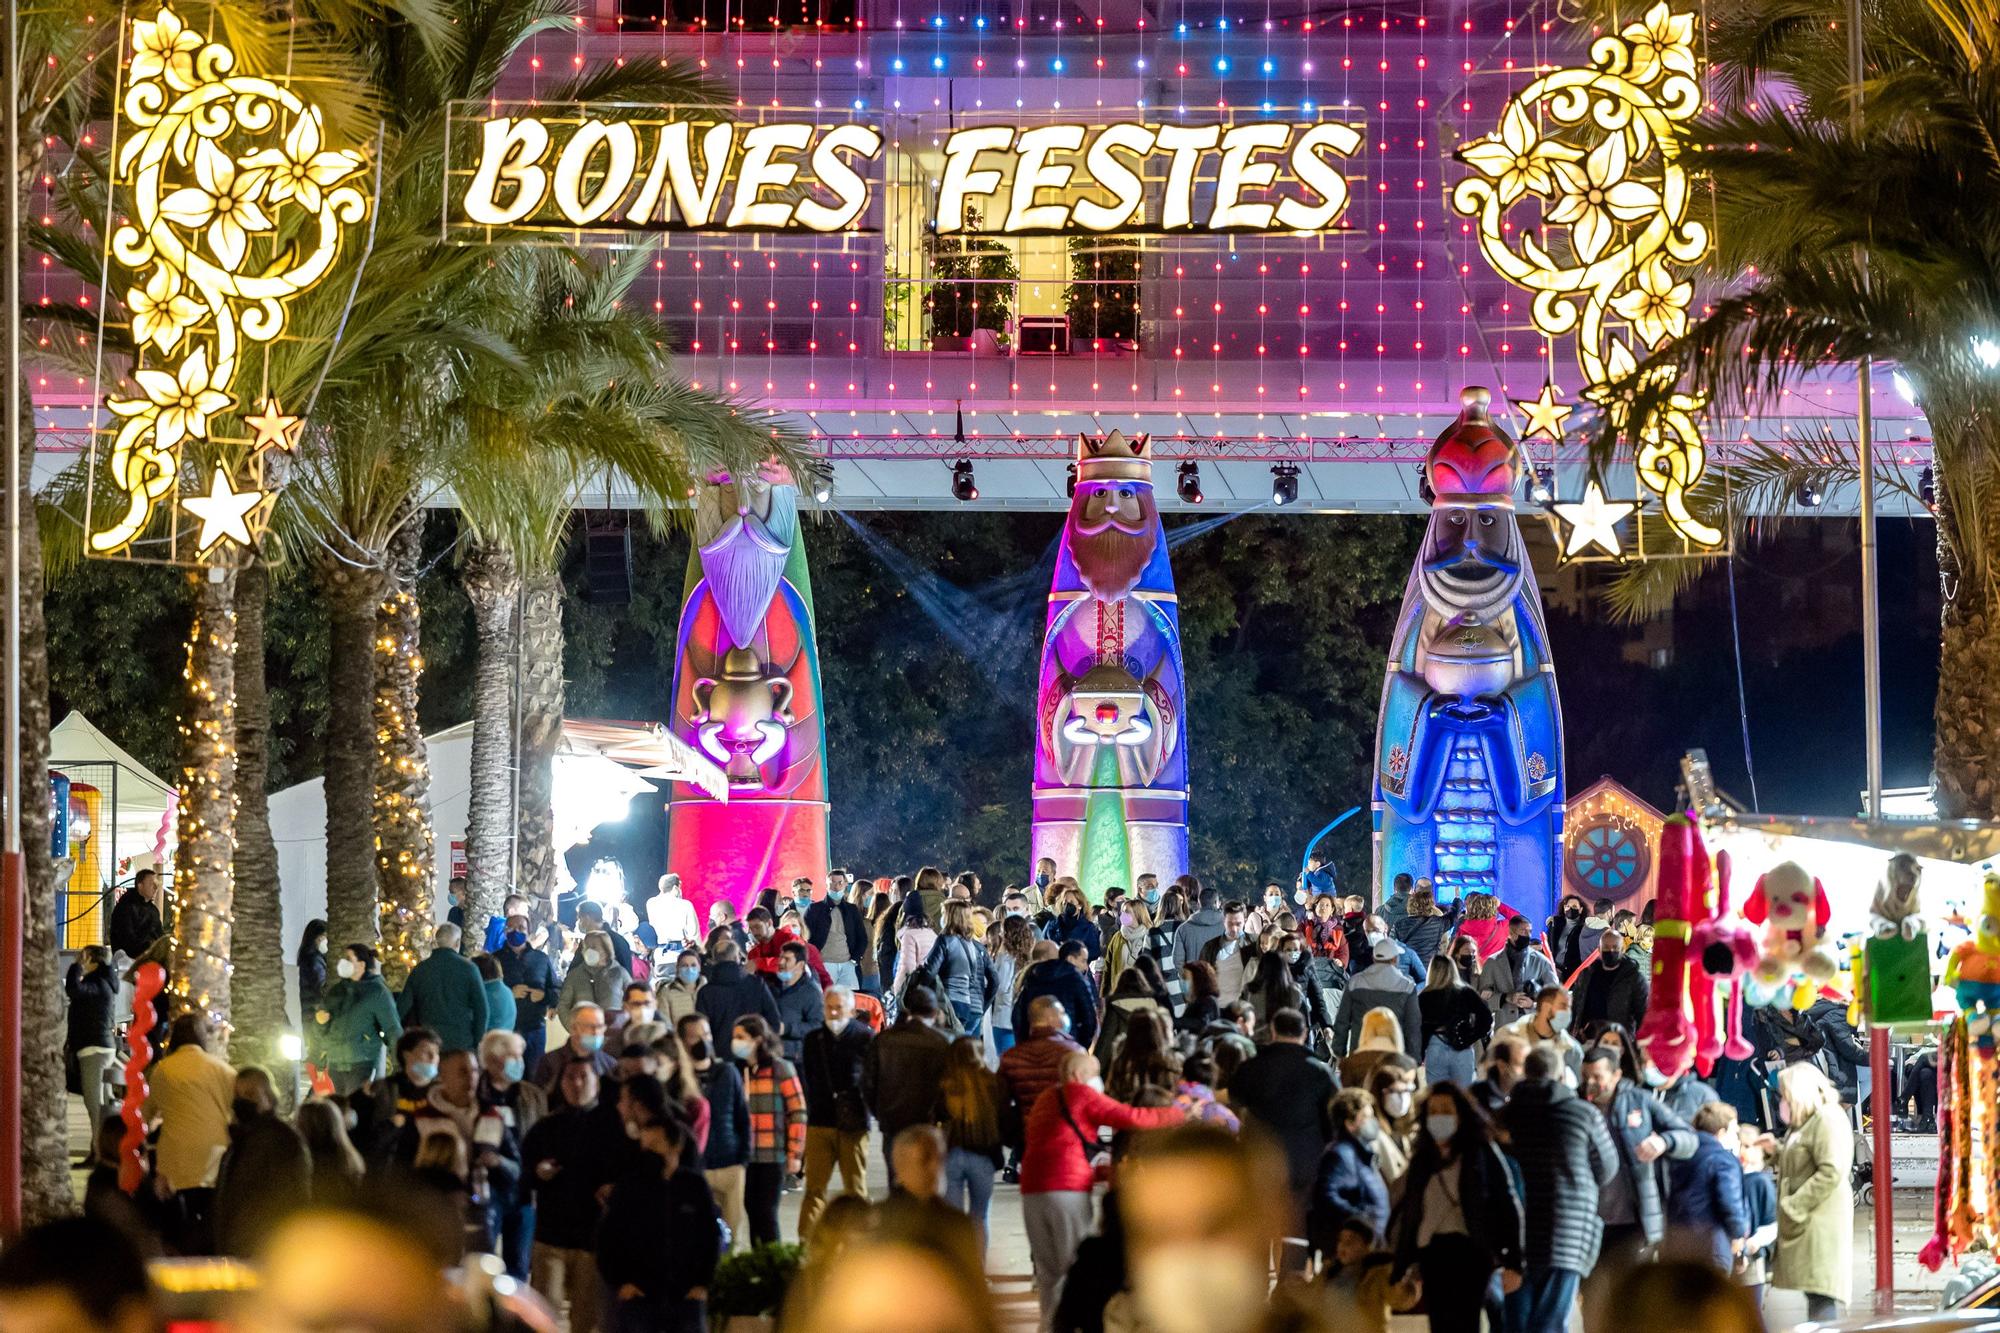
[2,0,28,1240]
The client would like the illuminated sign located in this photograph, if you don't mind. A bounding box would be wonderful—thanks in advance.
[90,5,371,563]
[445,104,1362,239]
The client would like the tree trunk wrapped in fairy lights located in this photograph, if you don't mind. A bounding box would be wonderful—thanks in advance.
[665,466,828,925]
[1373,388,1564,921]
[1030,430,1189,900]
[173,570,238,1024]
[373,515,435,986]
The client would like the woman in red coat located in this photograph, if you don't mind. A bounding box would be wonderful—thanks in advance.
[1020,1050,1185,1317]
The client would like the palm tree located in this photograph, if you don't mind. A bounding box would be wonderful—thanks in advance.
[1578,0,2000,816]
[285,0,722,951]
[445,249,809,939]
[230,561,288,1079]
[373,511,433,986]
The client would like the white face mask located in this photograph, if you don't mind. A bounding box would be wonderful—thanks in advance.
[583,949,604,968]
[316,937,329,955]
[1383,1090,1413,1118]
[1132,1243,1270,1333]
[335,958,358,981]
[1086,1076,1106,1093]
[826,1017,851,1035]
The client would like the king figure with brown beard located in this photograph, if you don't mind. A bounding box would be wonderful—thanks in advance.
[1032,430,1189,899]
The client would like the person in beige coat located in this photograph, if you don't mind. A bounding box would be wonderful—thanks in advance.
[1772,1062,1854,1321]
[145,1014,237,1194]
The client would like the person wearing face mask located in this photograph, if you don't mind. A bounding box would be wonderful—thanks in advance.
[1578,1046,1700,1325]
[730,1015,805,1247]
[798,987,874,1238]
[1570,930,1649,1034]
[534,1003,617,1094]
[394,922,488,1056]
[315,942,404,1096]
[1477,915,1559,1027]
[657,950,705,1028]
[478,1031,546,1280]
[804,871,869,993]
[1469,1033,1528,1116]
[1114,1124,1314,1333]
[1304,893,1352,972]
[615,980,659,1037]
[1544,894,1591,978]
[1388,1085,1525,1333]
[295,920,330,1065]
[1310,1087,1395,1259]
[1041,884,1105,963]
[1502,986,1584,1076]
[671,1013,751,1254]
[558,930,634,1028]
[212,1067,310,1258]
[522,1060,622,1331]
[1497,1044,1618,1333]
[596,1096,723,1333]
[1418,953,1493,1087]
[497,913,558,1068]
[1363,1058,1422,1191]
[1247,882,1295,936]
[770,941,826,1065]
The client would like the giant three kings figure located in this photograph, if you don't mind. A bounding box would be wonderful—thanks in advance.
[1374,388,1564,921]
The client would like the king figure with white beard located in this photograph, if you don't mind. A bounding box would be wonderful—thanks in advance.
[1374,388,1564,923]
[1032,430,1189,900]
[665,464,829,925]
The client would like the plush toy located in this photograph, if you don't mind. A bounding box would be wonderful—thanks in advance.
[1858,853,1936,1026]
[1689,847,1759,1069]
[1742,861,1837,1010]
[1944,873,2000,1029]
[1870,851,1925,939]
[1639,815,1708,1080]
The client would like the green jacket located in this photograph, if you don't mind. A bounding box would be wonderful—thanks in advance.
[317,975,402,1070]
[1772,1104,1854,1298]
[396,949,489,1053]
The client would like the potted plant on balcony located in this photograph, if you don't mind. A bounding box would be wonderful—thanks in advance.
[709,1241,804,1332]
[1064,237,1141,351]
[925,209,1017,352]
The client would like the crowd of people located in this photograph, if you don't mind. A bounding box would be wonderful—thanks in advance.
[41,865,1868,1333]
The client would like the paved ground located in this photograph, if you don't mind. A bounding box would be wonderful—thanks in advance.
[69,1094,1950,1331]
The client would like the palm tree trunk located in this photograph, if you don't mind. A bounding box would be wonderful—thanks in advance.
[1926,394,2000,821]
[172,570,238,1026]
[14,375,71,1223]
[516,569,565,908]
[230,561,288,1079]
[461,539,519,952]
[318,554,387,950]
[373,514,435,987]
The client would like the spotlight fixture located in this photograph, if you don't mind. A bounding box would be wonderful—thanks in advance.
[1527,465,1554,506]
[1271,462,1300,507]
[951,458,979,502]
[1066,462,1078,499]
[1416,463,1435,506]
[813,476,833,504]
[1176,460,1204,505]
[1795,479,1824,509]
[1921,465,1938,513]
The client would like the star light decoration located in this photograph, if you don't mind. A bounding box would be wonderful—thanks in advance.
[1452,3,1724,554]
[89,7,370,565]
[1549,478,1640,561]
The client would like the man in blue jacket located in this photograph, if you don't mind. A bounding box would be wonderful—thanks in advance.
[397,923,489,1054]
[497,913,558,1068]
[1668,1101,1751,1271]
[1011,941,1100,1049]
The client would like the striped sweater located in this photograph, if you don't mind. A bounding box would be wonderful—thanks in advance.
[743,1057,807,1167]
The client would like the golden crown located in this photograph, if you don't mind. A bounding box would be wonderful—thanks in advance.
[1076,429,1152,483]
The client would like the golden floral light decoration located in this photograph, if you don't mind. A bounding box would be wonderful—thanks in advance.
[1451,3,1722,549]
[90,6,370,562]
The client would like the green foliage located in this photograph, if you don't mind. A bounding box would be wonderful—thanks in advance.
[924,212,1019,339]
[1065,239,1142,343]
[709,1242,805,1317]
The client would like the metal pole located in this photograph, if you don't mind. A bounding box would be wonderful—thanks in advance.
[1846,0,1892,1306]
[1,0,26,1239]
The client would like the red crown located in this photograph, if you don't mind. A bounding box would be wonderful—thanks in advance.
[1426,387,1519,506]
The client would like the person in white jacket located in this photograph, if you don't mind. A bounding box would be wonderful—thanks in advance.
[646,873,703,953]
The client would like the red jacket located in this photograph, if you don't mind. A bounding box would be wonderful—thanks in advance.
[999,1032,1082,1136]
[749,929,833,988]
[1020,1082,1183,1195]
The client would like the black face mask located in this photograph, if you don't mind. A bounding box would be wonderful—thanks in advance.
[1564,906,1583,920]
[687,1040,710,1063]
[1508,935,1529,953]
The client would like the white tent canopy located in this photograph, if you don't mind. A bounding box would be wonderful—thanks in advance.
[49,710,176,879]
